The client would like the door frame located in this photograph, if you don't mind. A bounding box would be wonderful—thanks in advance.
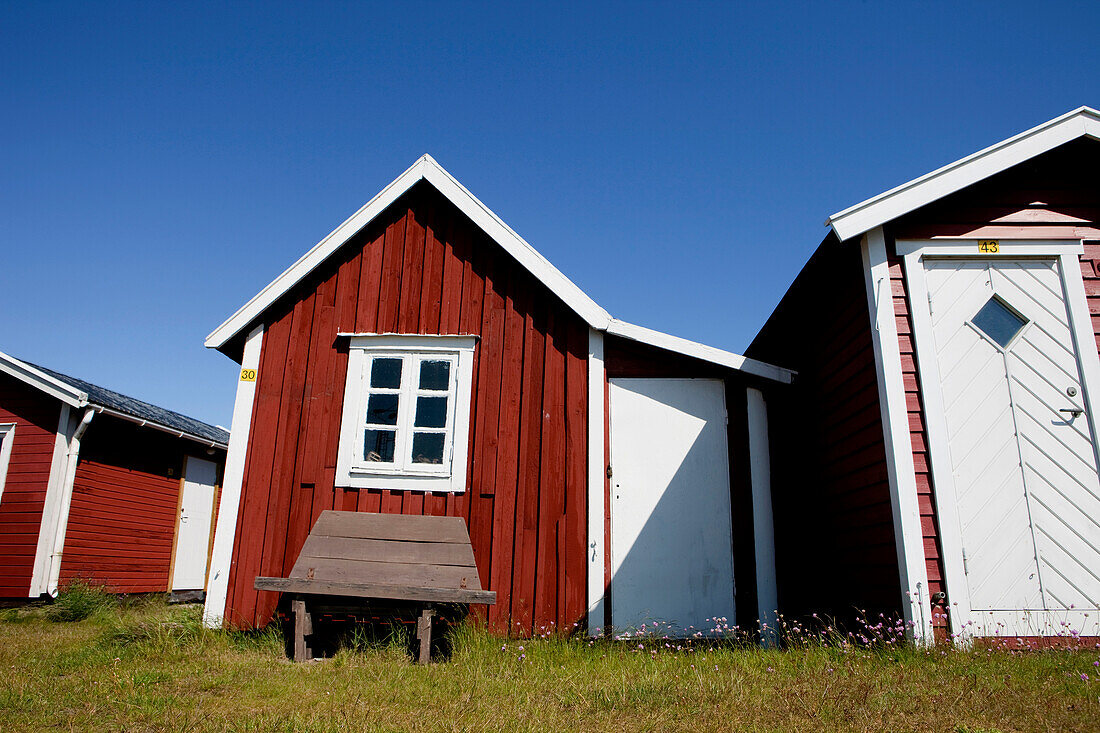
[899,238,1100,638]
[170,455,219,593]
[606,376,735,634]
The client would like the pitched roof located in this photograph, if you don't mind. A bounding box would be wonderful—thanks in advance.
[206,155,794,384]
[0,350,229,448]
[827,106,1100,241]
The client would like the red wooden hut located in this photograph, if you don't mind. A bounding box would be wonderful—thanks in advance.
[748,107,1100,643]
[0,351,228,601]
[201,155,793,636]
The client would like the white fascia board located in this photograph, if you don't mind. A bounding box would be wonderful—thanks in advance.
[828,106,1100,242]
[605,319,795,384]
[0,350,87,408]
[205,155,611,350]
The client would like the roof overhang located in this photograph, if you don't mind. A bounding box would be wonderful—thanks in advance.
[0,350,87,407]
[607,319,795,384]
[0,350,228,449]
[827,106,1100,242]
[205,155,795,384]
[205,154,612,351]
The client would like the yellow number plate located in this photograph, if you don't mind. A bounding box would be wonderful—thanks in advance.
[978,240,1000,253]
[240,369,257,382]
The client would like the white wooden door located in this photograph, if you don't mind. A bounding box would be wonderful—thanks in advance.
[171,457,218,592]
[923,258,1100,629]
[608,378,735,635]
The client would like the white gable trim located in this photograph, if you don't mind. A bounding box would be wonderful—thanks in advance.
[0,350,87,407]
[828,107,1100,242]
[606,319,795,384]
[205,155,612,350]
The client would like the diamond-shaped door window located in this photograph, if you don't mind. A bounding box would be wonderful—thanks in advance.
[972,295,1028,348]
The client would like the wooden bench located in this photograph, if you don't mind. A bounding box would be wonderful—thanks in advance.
[255,510,495,663]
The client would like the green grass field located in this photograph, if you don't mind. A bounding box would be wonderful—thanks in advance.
[1,590,1098,732]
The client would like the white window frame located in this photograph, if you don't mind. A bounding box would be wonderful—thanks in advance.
[0,423,14,505]
[336,334,477,493]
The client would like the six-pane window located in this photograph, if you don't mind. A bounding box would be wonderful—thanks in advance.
[336,336,476,492]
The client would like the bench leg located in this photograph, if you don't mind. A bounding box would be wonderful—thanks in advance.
[292,598,313,662]
[416,608,435,664]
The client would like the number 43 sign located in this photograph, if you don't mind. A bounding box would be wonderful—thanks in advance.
[978,240,1000,253]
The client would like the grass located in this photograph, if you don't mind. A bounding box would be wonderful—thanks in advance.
[0,598,1098,732]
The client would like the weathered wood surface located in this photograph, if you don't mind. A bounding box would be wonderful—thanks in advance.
[253,510,496,604]
[253,577,496,604]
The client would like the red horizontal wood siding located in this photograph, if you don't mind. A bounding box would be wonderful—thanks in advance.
[886,138,1100,637]
[0,373,61,598]
[746,235,901,624]
[224,183,589,634]
[59,417,186,593]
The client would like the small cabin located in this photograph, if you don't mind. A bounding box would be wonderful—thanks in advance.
[0,351,228,601]
[748,107,1100,642]
[201,155,793,636]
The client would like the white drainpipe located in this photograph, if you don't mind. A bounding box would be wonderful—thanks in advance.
[46,407,95,596]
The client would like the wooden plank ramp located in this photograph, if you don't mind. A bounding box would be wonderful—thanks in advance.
[255,510,495,663]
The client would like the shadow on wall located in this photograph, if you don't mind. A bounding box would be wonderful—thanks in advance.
[605,379,738,638]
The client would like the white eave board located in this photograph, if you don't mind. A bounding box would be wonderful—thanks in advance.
[827,106,1100,242]
[205,155,611,350]
[0,350,87,407]
[606,319,795,384]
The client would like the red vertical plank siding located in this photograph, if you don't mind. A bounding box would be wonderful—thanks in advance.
[0,373,61,598]
[487,281,525,631]
[59,418,185,593]
[511,300,546,635]
[224,183,589,634]
[884,139,1100,635]
[745,235,900,624]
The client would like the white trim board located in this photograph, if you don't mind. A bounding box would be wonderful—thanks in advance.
[204,325,264,628]
[828,106,1100,242]
[606,319,795,384]
[0,350,86,407]
[900,238,1100,638]
[586,329,606,635]
[860,228,934,643]
[746,388,778,642]
[0,423,15,506]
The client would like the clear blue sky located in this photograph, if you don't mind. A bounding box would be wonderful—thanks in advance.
[3,1,1098,427]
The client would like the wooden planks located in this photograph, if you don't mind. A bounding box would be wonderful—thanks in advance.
[0,372,62,597]
[228,185,588,634]
[254,577,496,604]
[59,417,194,594]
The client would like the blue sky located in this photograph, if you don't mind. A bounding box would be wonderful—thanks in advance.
[3,1,1098,427]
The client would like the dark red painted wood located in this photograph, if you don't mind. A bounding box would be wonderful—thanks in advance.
[746,235,900,625]
[59,415,225,594]
[0,373,61,597]
[225,184,589,633]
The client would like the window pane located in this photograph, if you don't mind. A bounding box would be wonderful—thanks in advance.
[411,432,445,464]
[364,429,396,462]
[414,396,448,428]
[366,393,399,425]
[972,297,1027,348]
[419,360,450,391]
[370,358,402,389]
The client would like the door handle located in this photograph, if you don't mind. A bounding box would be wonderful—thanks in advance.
[1060,408,1084,419]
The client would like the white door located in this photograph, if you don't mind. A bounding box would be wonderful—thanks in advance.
[922,258,1100,632]
[608,378,735,635]
[171,456,218,592]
